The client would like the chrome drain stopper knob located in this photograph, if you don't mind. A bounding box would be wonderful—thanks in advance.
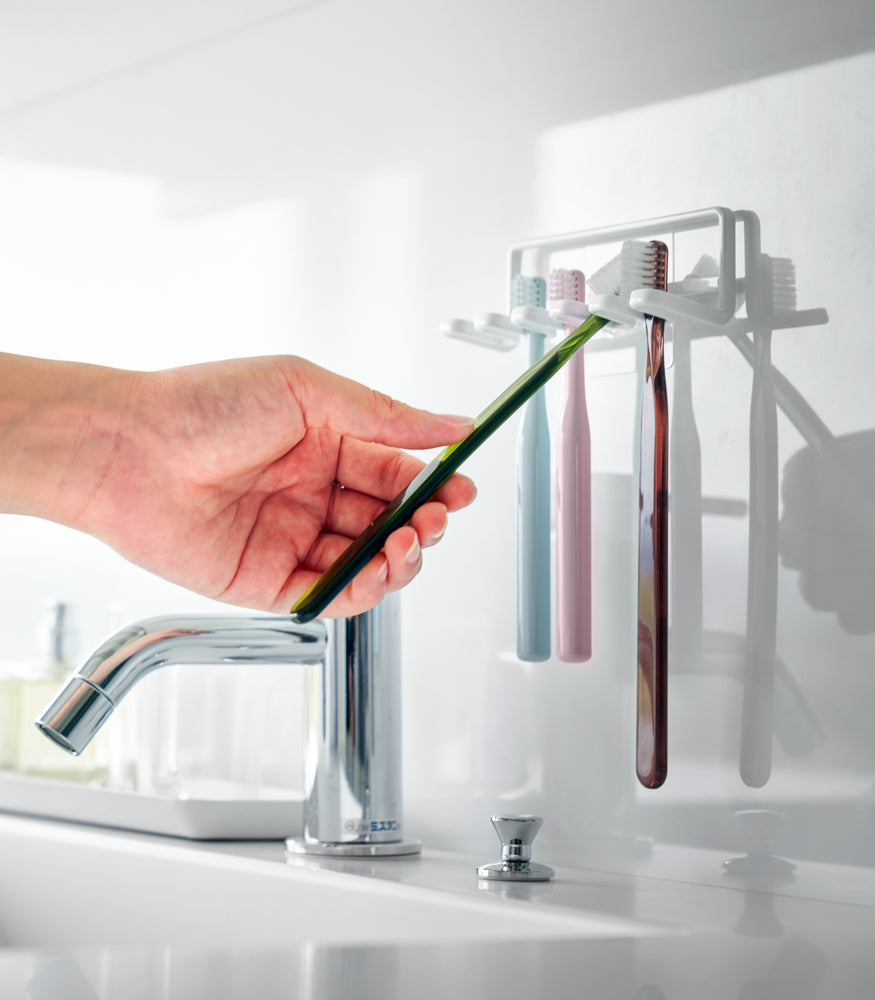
[476,814,555,882]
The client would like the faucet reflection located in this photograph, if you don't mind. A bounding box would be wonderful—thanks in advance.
[35,597,420,856]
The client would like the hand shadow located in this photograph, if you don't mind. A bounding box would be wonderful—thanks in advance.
[780,430,875,635]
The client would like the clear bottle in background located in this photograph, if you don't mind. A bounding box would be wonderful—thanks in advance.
[0,601,108,783]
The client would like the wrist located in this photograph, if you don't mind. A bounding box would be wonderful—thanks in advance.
[0,353,139,529]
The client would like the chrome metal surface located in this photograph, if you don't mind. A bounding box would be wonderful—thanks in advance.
[286,836,423,857]
[35,599,418,854]
[477,814,555,882]
[36,615,328,754]
[290,595,420,857]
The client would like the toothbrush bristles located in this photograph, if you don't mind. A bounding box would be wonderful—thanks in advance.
[764,255,797,312]
[549,268,586,304]
[619,240,668,295]
[588,240,669,300]
[689,254,719,279]
[587,254,623,297]
[511,274,547,308]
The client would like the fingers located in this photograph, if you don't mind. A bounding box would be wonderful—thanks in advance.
[287,358,474,451]
[333,437,477,513]
[324,472,461,541]
[309,499,452,567]
[290,504,453,619]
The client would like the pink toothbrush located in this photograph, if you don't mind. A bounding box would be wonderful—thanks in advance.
[549,269,593,662]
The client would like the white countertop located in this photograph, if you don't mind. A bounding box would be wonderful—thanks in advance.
[0,812,873,998]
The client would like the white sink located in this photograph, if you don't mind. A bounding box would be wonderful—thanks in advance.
[0,814,666,950]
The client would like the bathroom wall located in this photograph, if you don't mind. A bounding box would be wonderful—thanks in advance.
[1,1,874,893]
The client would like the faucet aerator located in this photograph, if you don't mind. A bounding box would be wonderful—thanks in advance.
[36,677,115,756]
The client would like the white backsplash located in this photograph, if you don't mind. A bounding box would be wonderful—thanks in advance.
[0,4,873,896]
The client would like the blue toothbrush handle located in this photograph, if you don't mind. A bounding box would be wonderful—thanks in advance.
[517,382,551,662]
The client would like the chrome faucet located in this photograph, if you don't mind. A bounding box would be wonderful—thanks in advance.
[35,596,420,857]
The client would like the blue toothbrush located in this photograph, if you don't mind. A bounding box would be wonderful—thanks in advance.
[511,275,552,662]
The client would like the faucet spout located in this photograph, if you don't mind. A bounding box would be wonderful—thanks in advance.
[36,615,327,756]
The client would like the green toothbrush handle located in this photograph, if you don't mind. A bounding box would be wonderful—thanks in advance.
[290,312,609,622]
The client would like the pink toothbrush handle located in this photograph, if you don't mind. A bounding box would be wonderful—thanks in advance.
[557,350,592,662]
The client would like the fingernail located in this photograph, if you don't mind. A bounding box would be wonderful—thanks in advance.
[441,413,475,426]
[432,523,446,542]
[405,536,421,565]
[377,558,389,582]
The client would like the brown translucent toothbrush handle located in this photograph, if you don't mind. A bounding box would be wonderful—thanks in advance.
[637,314,669,789]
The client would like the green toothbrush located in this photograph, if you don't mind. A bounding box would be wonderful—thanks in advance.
[290,310,609,622]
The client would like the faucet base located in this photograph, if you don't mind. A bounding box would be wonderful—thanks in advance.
[285,837,422,858]
[476,861,555,882]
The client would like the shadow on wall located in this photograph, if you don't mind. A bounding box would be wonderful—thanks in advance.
[780,430,875,636]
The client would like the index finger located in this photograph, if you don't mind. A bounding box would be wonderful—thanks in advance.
[287,359,474,450]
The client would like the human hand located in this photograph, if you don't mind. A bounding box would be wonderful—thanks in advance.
[2,353,476,617]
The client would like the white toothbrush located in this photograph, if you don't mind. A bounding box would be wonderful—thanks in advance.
[738,250,781,788]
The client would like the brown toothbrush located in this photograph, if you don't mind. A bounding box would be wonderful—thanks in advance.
[634,241,669,788]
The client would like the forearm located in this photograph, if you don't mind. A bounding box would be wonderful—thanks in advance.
[0,352,138,528]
